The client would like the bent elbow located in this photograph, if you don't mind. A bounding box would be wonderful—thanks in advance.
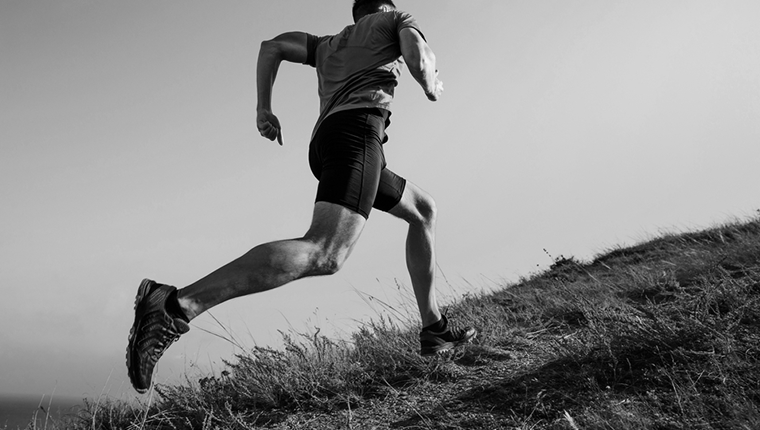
[423,46,436,70]
[412,54,435,79]
[407,51,434,75]
[425,48,436,66]
[259,39,280,58]
[421,54,435,73]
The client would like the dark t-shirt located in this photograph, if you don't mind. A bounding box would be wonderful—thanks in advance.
[304,10,423,139]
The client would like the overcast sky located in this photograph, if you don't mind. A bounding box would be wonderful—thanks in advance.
[1,0,758,400]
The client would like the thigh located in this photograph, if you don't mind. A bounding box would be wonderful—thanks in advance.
[304,201,367,262]
[373,167,407,213]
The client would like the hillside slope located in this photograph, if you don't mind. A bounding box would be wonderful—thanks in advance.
[64,217,760,429]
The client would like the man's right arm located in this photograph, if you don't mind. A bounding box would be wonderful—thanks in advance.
[257,31,310,145]
[400,28,443,101]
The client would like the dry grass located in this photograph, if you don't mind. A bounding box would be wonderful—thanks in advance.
[31,215,760,429]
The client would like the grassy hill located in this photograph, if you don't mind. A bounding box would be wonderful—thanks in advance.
[52,216,760,429]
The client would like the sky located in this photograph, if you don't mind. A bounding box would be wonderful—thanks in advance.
[1,0,759,400]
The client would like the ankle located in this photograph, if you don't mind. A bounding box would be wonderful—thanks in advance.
[165,290,192,322]
[422,314,446,332]
[420,308,442,328]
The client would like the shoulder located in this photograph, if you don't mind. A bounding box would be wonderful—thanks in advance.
[380,10,416,25]
[390,10,416,23]
[307,32,338,53]
[389,10,422,36]
[304,33,333,67]
[356,10,421,37]
[393,9,415,20]
[390,10,424,40]
[306,32,334,46]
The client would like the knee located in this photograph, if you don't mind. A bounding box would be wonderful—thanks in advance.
[414,194,437,227]
[316,255,344,275]
[310,248,347,276]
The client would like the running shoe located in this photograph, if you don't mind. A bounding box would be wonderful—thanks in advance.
[419,314,477,356]
[126,279,190,393]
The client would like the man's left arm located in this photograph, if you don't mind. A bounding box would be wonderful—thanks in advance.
[399,27,442,102]
[256,31,310,145]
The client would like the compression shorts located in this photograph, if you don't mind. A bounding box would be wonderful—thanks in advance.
[308,108,406,219]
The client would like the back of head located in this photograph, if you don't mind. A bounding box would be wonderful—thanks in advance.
[352,0,397,23]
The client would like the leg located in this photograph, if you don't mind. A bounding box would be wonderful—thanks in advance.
[176,202,366,320]
[385,180,478,356]
[129,109,387,392]
[387,181,441,328]
[127,202,364,392]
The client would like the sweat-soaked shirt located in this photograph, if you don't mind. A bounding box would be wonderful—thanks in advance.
[304,10,424,140]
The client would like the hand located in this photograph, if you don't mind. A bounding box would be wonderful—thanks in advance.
[425,75,444,102]
[257,109,283,145]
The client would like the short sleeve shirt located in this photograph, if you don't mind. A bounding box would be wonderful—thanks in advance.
[304,11,423,140]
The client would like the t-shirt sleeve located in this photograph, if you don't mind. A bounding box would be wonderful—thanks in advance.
[396,11,426,41]
[304,33,321,67]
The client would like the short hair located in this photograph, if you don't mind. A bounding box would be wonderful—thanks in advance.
[352,0,396,22]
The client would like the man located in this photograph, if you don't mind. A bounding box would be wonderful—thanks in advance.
[127,0,476,394]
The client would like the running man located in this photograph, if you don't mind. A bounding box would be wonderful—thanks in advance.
[127,0,476,393]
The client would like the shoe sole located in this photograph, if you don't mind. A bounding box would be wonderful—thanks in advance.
[420,329,478,357]
[126,279,154,394]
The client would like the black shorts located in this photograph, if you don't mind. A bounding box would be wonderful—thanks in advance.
[308,108,406,219]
